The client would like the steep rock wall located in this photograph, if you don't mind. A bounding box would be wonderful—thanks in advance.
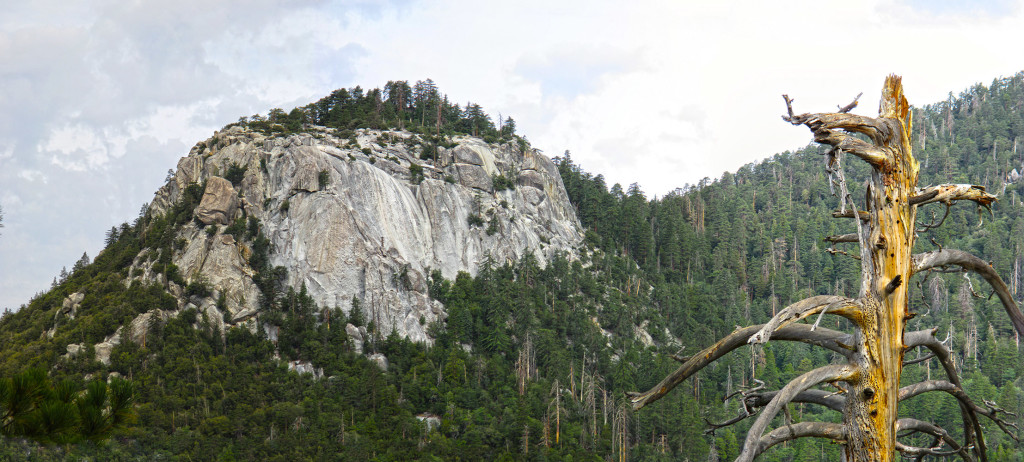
[148,126,582,341]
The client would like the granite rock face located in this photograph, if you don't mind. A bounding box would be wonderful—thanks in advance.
[147,126,582,342]
[194,177,238,225]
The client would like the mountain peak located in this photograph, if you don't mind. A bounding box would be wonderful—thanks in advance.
[140,124,581,343]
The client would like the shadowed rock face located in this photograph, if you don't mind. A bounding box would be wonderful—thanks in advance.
[147,126,582,342]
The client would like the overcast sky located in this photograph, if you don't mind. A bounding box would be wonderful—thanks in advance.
[3,0,1024,311]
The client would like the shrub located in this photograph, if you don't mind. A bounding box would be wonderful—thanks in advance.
[280,200,290,213]
[492,174,515,192]
[225,218,246,240]
[166,264,186,286]
[225,163,247,186]
[318,169,330,189]
[186,276,211,298]
[409,163,424,185]
[467,213,484,227]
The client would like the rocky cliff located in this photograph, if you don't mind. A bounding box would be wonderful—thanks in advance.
[143,125,582,342]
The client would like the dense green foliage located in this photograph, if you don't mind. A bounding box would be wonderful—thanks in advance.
[240,79,522,149]
[4,74,1024,460]
[0,369,134,445]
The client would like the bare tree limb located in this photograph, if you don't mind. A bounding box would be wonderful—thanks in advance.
[916,203,951,232]
[737,364,859,462]
[903,353,934,366]
[825,233,859,243]
[905,329,987,459]
[748,295,863,345]
[705,380,769,433]
[750,421,847,458]
[912,249,1024,337]
[783,100,891,143]
[837,92,863,113]
[782,96,892,167]
[825,247,861,260]
[911,184,997,208]
[628,324,854,409]
[832,209,870,221]
[899,380,1020,441]
[744,388,845,412]
[895,418,973,461]
[896,441,968,459]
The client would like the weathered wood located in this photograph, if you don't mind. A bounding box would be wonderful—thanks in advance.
[745,389,845,412]
[752,421,847,458]
[912,249,1024,337]
[737,364,858,462]
[895,418,973,461]
[911,184,996,207]
[747,295,862,345]
[627,323,853,409]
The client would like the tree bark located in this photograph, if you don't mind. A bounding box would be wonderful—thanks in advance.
[821,75,916,462]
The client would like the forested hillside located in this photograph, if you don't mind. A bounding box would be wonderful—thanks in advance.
[4,74,1024,460]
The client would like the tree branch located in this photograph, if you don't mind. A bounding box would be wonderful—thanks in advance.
[895,441,968,459]
[737,364,859,462]
[750,421,847,458]
[744,388,845,412]
[628,324,854,409]
[782,96,892,167]
[837,92,863,113]
[831,209,870,221]
[905,329,987,459]
[900,380,1019,441]
[903,353,935,366]
[916,203,951,232]
[825,233,859,243]
[748,295,863,345]
[911,184,997,209]
[895,418,973,461]
[912,249,1024,337]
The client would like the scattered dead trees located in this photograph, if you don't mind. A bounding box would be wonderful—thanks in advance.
[629,76,1024,461]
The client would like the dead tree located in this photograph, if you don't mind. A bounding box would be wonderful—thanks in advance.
[628,75,1024,461]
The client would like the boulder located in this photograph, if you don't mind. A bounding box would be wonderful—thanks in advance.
[48,291,84,338]
[194,176,238,225]
[416,413,441,431]
[346,324,365,353]
[454,164,493,192]
[94,327,122,365]
[368,353,389,371]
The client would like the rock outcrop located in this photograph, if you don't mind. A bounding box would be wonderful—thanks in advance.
[194,177,238,225]
[146,125,582,342]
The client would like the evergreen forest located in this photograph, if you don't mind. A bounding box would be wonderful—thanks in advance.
[4,75,1024,460]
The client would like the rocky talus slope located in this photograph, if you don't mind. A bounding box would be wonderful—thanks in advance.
[136,126,581,343]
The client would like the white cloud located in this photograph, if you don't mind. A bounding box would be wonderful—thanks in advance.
[16,170,47,184]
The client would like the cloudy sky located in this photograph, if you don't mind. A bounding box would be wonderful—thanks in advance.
[2,0,1024,310]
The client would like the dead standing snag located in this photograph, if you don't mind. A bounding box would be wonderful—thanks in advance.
[628,75,1024,461]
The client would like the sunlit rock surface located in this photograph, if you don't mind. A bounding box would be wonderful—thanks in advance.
[148,126,582,342]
